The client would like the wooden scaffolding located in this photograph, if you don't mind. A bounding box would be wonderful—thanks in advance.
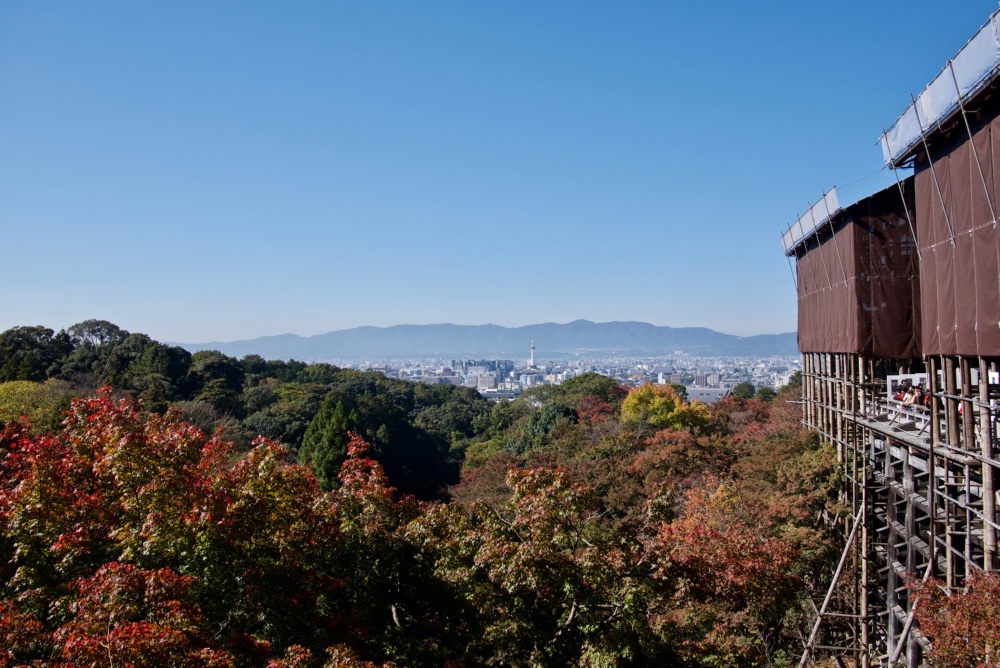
[799,352,999,666]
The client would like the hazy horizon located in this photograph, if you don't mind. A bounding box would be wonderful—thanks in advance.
[170,318,798,345]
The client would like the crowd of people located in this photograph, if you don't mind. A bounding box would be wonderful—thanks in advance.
[893,382,930,408]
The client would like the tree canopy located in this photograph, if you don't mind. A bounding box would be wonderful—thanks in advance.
[0,322,490,500]
[0,320,868,666]
[0,383,844,667]
[620,383,711,431]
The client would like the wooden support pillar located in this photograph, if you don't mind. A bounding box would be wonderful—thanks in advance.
[961,357,975,450]
[981,357,997,571]
[827,354,834,439]
[904,444,917,575]
[801,355,807,424]
[869,358,876,414]
[820,353,828,437]
[944,357,961,586]
[811,353,818,430]
[814,354,821,430]
[928,356,940,576]
[945,356,961,448]
[858,355,867,416]
[817,353,822,430]
[800,354,807,425]
[814,353,821,431]
[847,355,858,418]
[837,354,846,459]
[803,354,810,426]
[802,353,812,425]
[805,354,813,428]
[960,358,975,578]
[886,435,900,659]
[860,412,870,668]
[907,631,922,668]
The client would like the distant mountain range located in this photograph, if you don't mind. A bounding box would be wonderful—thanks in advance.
[175,320,797,360]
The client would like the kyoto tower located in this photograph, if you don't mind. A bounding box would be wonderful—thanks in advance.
[529,340,535,368]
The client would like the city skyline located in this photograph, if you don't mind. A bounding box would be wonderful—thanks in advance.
[3,1,998,341]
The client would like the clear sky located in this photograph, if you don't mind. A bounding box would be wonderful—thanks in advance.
[2,1,996,342]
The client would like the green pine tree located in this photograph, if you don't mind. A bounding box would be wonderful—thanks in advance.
[299,396,358,490]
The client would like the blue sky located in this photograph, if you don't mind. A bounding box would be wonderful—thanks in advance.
[2,1,996,342]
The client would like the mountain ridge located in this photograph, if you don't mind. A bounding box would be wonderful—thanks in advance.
[173,320,797,360]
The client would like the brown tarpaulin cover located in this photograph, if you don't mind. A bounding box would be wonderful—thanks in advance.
[915,111,1000,356]
[797,181,921,358]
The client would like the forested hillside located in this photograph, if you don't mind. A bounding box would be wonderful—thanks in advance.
[0,321,488,499]
[10,320,996,666]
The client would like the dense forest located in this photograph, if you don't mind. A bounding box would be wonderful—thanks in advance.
[0,321,996,667]
[0,321,489,499]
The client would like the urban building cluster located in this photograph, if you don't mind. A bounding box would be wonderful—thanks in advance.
[347,342,798,404]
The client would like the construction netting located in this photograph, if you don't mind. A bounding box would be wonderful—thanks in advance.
[796,180,921,358]
[915,104,1000,356]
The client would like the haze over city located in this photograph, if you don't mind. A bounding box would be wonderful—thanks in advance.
[3,1,997,341]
